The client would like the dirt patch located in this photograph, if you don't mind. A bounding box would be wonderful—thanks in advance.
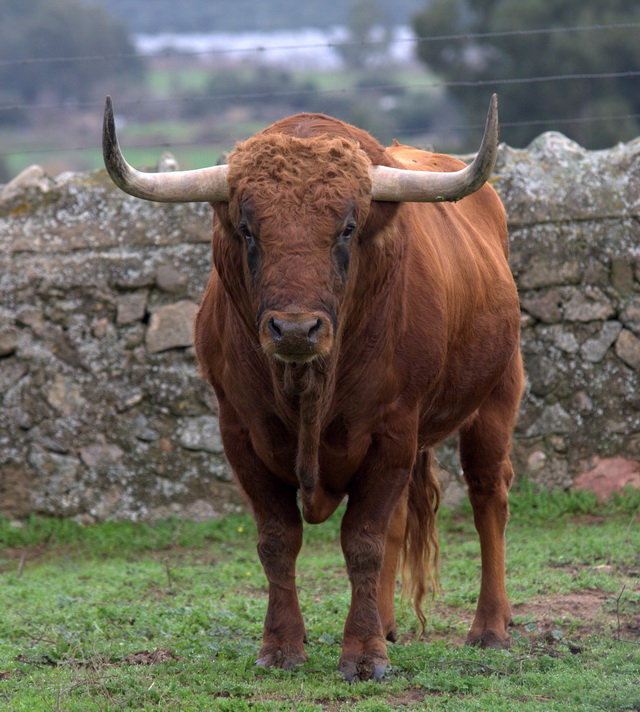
[0,544,55,572]
[399,588,640,646]
[317,689,430,711]
[387,689,434,707]
[124,648,180,665]
[512,590,607,624]
[512,588,640,640]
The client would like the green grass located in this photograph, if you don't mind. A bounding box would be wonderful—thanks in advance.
[0,486,638,711]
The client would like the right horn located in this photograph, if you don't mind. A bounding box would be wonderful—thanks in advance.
[103,96,229,203]
[369,94,500,203]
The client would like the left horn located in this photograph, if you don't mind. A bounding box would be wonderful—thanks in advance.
[102,96,228,202]
[369,94,500,203]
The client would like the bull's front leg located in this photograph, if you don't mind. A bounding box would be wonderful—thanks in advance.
[217,402,307,670]
[253,480,307,670]
[338,433,413,682]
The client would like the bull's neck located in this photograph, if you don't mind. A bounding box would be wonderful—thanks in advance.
[270,359,340,521]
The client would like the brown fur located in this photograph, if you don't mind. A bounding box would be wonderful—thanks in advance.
[194,113,524,681]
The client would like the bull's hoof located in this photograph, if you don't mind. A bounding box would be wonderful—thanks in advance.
[339,655,389,683]
[255,644,307,671]
[465,629,511,649]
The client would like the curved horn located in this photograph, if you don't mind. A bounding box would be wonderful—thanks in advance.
[102,96,228,202]
[369,94,500,203]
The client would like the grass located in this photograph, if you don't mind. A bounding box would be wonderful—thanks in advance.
[0,485,638,711]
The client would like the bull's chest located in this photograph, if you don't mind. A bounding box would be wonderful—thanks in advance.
[249,412,370,492]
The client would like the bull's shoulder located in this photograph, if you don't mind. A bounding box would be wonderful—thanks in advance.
[385,142,466,173]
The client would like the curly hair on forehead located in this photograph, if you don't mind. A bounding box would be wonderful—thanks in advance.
[226,132,373,210]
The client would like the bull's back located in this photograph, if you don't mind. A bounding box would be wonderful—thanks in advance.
[386,142,508,254]
[386,143,466,171]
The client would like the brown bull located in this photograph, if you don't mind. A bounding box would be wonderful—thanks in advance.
[103,95,523,682]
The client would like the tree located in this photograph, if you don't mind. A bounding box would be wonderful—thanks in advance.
[337,0,392,71]
[0,0,143,110]
[412,0,640,148]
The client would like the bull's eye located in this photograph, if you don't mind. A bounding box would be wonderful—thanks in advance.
[340,222,357,243]
[238,221,260,282]
[238,222,255,248]
[334,221,355,279]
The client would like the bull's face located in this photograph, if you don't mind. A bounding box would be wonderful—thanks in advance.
[217,133,373,365]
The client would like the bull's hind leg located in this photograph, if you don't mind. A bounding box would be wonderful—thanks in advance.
[459,352,523,649]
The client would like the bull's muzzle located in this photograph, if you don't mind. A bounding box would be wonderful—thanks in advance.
[259,310,333,363]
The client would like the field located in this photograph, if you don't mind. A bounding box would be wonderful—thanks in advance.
[0,486,638,711]
[1,60,447,181]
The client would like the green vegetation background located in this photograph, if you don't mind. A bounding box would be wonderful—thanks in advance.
[1,485,638,711]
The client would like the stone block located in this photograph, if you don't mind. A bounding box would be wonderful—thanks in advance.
[616,329,640,370]
[520,289,563,323]
[581,321,623,363]
[574,456,640,501]
[177,415,224,453]
[145,300,198,353]
[563,287,615,322]
[117,291,148,325]
[0,326,19,356]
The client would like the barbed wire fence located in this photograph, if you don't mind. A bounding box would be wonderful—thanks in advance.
[1,21,639,162]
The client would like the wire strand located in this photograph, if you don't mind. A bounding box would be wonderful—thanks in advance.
[1,70,639,113]
[0,21,638,67]
[3,112,639,160]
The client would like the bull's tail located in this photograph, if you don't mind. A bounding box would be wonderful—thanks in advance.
[401,448,441,635]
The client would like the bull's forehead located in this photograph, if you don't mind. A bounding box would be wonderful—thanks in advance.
[226,133,372,214]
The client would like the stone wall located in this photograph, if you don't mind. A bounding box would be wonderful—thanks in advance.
[0,169,239,521]
[1,132,639,520]
[501,134,640,497]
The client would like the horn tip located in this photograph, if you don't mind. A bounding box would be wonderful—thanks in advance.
[486,93,500,146]
[102,95,124,184]
[104,95,114,120]
[103,96,117,146]
[489,93,499,123]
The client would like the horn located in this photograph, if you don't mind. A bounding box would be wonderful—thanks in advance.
[369,94,500,203]
[102,96,228,202]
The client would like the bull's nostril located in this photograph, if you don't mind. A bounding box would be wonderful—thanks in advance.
[268,317,282,340]
[307,318,322,340]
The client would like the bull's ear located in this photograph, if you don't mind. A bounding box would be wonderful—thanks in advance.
[369,94,499,203]
[360,199,401,246]
[103,96,229,203]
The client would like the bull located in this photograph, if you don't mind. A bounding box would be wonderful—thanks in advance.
[103,94,523,681]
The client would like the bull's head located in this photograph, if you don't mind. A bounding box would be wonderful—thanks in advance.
[103,96,499,367]
[220,131,376,366]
